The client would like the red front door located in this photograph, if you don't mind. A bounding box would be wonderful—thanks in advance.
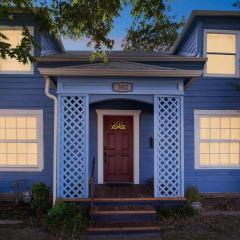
[103,115,133,183]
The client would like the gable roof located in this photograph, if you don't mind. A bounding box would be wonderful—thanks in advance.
[37,50,206,62]
[172,10,240,54]
[38,61,202,81]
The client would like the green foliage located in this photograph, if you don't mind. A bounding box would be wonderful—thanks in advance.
[159,202,198,220]
[185,186,201,203]
[43,200,89,239]
[123,0,184,52]
[0,0,182,63]
[31,182,51,215]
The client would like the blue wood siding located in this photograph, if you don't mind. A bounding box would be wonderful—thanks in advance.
[177,26,198,56]
[89,99,154,184]
[0,71,54,193]
[184,76,240,193]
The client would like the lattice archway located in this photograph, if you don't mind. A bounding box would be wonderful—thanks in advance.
[58,95,89,198]
[154,96,183,197]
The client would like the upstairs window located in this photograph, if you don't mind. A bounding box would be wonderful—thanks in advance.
[0,27,33,73]
[205,32,237,75]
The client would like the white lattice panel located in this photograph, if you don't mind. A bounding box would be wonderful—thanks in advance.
[154,96,183,197]
[58,95,88,198]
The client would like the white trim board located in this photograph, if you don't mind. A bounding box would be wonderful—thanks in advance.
[96,109,141,184]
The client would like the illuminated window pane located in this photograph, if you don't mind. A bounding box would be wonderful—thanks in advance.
[27,143,37,154]
[6,117,16,128]
[7,143,17,153]
[28,154,37,165]
[230,143,239,153]
[200,154,209,165]
[221,118,230,128]
[17,143,27,154]
[200,117,210,128]
[27,117,36,128]
[27,129,37,140]
[210,154,219,165]
[200,129,210,139]
[230,154,240,165]
[220,154,230,165]
[17,117,26,128]
[221,129,230,139]
[231,129,240,140]
[0,29,32,72]
[210,129,220,139]
[210,117,220,128]
[206,54,235,75]
[230,118,240,128]
[220,143,229,154]
[6,129,16,140]
[210,143,219,153]
[0,154,6,165]
[18,154,27,165]
[0,143,6,153]
[0,117,5,128]
[17,129,26,140]
[207,33,236,53]
[7,154,17,165]
[200,143,209,153]
[0,129,5,139]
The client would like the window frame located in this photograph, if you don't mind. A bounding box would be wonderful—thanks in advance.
[0,109,43,171]
[194,110,240,170]
[203,29,239,78]
[0,26,34,75]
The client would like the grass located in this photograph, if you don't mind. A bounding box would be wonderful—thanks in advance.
[160,215,240,240]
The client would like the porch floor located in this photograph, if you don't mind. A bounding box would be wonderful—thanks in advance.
[94,184,154,199]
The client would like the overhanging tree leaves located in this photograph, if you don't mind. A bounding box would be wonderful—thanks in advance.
[123,0,184,52]
[0,0,182,64]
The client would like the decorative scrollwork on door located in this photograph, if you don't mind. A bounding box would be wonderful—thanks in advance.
[110,121,127,130]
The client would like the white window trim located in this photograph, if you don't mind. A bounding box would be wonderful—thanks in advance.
[96,109,141,184]
[0,26,34,75]
[203,29,240,78]
[0,109,44,171]
[194,110,240,170]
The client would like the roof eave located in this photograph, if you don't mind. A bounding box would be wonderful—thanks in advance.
[38,68,202,78]
[36,56,207,62]
[172,10,240,54]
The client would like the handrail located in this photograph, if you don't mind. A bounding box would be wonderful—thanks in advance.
[90,157,96,219]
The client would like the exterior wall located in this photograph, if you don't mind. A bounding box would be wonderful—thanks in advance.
[0,15,57,193]
[184,76,240,193]
[0,71,54,193]
[89,99,154,184]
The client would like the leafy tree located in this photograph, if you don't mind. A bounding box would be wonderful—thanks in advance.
[122,0,184,52]
[0,0,182,63]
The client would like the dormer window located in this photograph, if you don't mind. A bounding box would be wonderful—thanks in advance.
[205,31,237,76]
[0,27,33,74]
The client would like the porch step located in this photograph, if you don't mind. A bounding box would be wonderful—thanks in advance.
[93,205,157,215]
[89,204,160,233]
[87,221,161,234]
[92,205,157,222]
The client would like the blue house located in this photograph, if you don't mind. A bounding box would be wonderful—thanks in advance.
[1,10,240,205]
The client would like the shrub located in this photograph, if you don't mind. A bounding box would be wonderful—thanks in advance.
[43,200,89,239]
[185,185,201,203]
[31,182,51,215]
[158,202,198,220]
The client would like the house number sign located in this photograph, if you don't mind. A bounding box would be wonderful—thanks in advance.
[112,82,133,92]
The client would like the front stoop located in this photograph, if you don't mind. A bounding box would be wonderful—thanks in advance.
[87,204,161,234]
